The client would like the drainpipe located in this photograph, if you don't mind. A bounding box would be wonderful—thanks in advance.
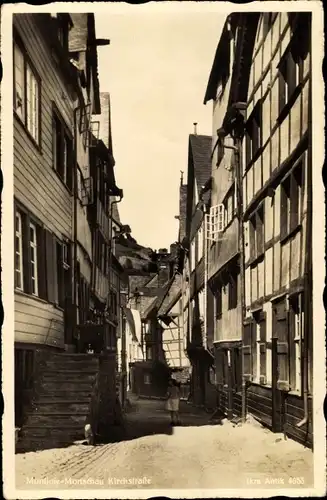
[228,134,247,424]
[107,193,123,350]
[72,105,80,351]
[236,137,247,424]
[297,65,312,429]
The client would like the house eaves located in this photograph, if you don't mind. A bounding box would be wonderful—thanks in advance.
[203,13,240,105]
[157,273,182,317]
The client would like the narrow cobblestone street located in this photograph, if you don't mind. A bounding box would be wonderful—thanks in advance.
[16,396,313,491]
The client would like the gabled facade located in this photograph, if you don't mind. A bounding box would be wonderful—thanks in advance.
[157,273,189,369]
[182,133,216,408]
[204,11,313,446]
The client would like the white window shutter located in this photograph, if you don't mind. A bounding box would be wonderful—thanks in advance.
[217,203,225,233]
[205,213,212,241]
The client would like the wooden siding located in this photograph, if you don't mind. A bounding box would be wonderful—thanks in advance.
[246,384,313,447]
[15,292,64,348]
[215,297,242,343]
[14,15,73,240]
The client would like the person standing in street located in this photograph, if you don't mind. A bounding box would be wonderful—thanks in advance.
[166,378,181,426]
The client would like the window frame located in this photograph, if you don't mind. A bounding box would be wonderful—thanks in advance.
[280,159,304,242]
[278,35,306,119]
[29,222,39,297]
[249,202,265,262]
[15,211,24,291]
[52,104,73,191]
[13,36,41,146]
[245,100,262,167]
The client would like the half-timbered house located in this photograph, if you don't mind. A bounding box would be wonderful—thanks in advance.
[182,130,216,408]
[203,13,251,420]
[241,12,312,446]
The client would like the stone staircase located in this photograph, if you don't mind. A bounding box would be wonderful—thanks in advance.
[17,353,100,452]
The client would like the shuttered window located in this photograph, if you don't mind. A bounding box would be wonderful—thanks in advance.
[245,101,262,165]
[15,212,24,290]
[13,39,41,144]
[249,204,264,261]
[273,299,290,391]
[253,311,267,384]
[14,207,47,300]
[289,293,304,393]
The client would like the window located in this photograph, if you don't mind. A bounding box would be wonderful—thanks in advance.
[253,311,267,384]
[205,204,225,242]
[13,40,40,144]
[273,298,289,390]
[56,240,72,309]
[228,266,238,310]
[245,102,262,166]
[15,212,24,290]
[289,293,304,393]
[249,203,264,260]
[223,184,236,227]
[52,109,73,190]
[215,285,222,319]
[14,207,47,299]
[280,160,303,240]
[29,223,39,296]
[144,373,151,385]
[278,32,307,115]
[146,345,153,361]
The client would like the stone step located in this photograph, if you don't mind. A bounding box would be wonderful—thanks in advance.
[36,389,93,400]
[46,359,99,371]
[42,371,97,383]
[30,401,90,413]
[39,381,95,392]
[26,412,87,427]
[19,424,85,440]
[53,353,98,359]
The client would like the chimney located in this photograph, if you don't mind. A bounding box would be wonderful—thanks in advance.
[180,170,184,186]
[193,122,198,135]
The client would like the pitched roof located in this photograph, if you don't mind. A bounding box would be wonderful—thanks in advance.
[189,134,212,205]
[157,273,182,317]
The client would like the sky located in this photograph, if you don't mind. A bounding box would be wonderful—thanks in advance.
[95,10,225,250]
